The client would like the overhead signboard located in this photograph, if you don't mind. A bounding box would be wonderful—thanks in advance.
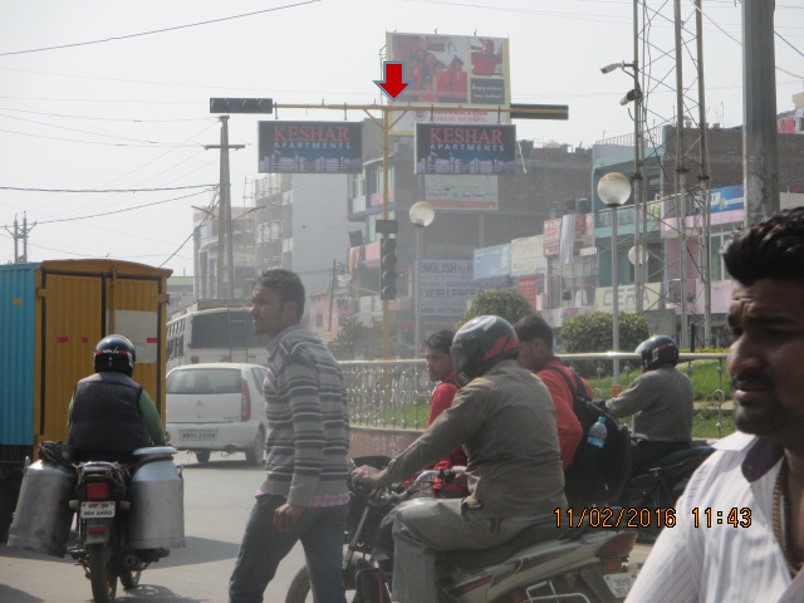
[258,121,363,174]
[415,123,516,175]
[386,32,511,134]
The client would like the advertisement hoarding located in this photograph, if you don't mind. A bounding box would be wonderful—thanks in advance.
[423,174,498,211]
[258,121,363,174]
[415,123,517,175]
[386,32,511,135]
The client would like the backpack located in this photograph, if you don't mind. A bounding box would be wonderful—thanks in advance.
[542,365,632,507]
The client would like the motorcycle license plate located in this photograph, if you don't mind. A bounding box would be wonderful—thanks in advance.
[80,501,116,518]
[603,572,637,598]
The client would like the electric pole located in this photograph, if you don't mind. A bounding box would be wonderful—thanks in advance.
[205,115,245,298]
[4,213,36,262]
[743,0,780,225]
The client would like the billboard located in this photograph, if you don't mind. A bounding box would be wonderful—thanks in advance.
[258,121,363,173]
[423,174,497,211]
[415,123,517,175]
[386,32,511,134]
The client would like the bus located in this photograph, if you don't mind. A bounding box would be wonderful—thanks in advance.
[166,306,271,370]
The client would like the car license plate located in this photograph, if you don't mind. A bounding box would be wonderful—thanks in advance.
[179,429,217,441]
[80,501,116,519]
[603,572,637,598]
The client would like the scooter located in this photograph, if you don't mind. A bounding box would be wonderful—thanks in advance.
[285,456,638,603]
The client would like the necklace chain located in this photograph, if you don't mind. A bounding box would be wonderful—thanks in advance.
[773,460,801,578]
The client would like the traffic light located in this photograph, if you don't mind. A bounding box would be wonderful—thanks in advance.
[380,237,398,300]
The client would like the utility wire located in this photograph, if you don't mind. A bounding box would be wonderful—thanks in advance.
[159,200,216,268]
[0,184,216,193]
[33,189,214,225]
[0,0,321,57]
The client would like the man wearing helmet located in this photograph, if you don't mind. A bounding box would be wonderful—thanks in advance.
[352,315,565,603]
[67,334,166,463]
[604,334,694,470]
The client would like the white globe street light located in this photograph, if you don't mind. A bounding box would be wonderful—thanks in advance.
[409,201,435,357]
[597,172,631,387]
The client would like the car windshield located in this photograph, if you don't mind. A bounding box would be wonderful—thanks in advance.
[167,369,242,395]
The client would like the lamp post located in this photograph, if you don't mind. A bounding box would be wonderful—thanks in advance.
[409,201,435,358]
[597,172,632,387]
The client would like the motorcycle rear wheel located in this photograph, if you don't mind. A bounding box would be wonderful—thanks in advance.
[88,544,118,603]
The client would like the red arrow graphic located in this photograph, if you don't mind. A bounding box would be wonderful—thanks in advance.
[374,62,409,101]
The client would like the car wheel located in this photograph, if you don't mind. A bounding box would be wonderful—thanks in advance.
[245,429,265,466]
[195,450,211,464]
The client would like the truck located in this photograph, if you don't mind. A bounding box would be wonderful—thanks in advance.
[0,259,172,538]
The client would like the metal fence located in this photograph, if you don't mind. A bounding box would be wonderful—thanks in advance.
[341,352,731,437]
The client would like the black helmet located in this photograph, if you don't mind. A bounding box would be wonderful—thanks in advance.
[636,335,679,371]
[94,334,136,376]
[450,315,519,387]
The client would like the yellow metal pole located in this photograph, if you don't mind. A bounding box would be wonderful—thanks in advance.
[381,107,391,360]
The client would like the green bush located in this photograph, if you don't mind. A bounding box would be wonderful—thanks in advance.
[560,311,650,354]
[457,289,533,329]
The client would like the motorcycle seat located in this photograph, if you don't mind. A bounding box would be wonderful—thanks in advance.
[643,445,714,477]
[439,518,569,572]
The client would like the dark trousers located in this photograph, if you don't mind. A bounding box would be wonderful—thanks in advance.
[229,494,348,603]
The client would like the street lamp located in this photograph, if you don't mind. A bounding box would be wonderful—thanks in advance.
[409,201,435,357]
[597,172,632,387]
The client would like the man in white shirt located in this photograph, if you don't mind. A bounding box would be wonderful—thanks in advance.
[627,208,804,602]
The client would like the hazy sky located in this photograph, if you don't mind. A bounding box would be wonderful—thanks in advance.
[1,0,801,277]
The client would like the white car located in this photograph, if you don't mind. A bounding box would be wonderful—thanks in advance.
[166,363,268,465]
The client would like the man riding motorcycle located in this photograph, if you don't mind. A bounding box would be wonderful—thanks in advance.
[351,315,565,603]
[67,334,166,462]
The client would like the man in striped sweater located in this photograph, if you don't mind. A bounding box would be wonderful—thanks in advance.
[229,269,350,603]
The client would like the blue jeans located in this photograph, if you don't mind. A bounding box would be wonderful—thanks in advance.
[229,494,348,603]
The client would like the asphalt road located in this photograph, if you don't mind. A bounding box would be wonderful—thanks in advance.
[1,452,653,602]
[0,451,306,603]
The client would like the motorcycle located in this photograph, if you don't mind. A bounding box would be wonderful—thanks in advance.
[619,441,714,541]
[67,446,185,603]
[285,456,639,603]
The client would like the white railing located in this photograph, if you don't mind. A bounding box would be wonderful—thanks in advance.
[341,352,731,437]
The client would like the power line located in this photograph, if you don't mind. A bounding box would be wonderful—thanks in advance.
[32,189,213,225]
[0,0,322,57]
[0,184,216,193]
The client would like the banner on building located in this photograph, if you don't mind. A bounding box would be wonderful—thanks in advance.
[258,121,363,173]
[473,243,511,280]
[423,174,498,210]
[415,123,517,175]
[510,235,546,276]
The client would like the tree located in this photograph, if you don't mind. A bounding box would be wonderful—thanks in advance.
[559,311,649,354]
[329,315,370,360]
[457,289,533,328]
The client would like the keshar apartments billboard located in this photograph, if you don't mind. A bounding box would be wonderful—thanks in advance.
[258,121,363,174]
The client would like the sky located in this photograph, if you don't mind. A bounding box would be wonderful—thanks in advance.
[1,0,802,277]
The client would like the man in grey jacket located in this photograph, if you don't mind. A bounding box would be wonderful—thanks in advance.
[229,269,350,603]
[606,335,694,470]
[352,316,565,603]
